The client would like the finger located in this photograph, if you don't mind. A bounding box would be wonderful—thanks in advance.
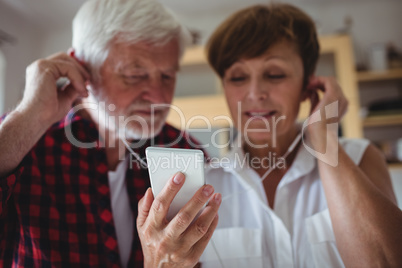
[51,60,89,97]
[181,193,221,246]
[68,59,91,85]
[58,84,90,113]
[67,49,92,80]
[48,52,91,79]
[68,48,86,67]
[313,76,344,97]
[47,53,91,97]
[166,185,216,237]
[137,188,154,228]
[309,76,342,97]
[58,82,85,107]
[148,172,186,226]
[45,53,91,99]
[190,213,219,260]
[306,77,326,92]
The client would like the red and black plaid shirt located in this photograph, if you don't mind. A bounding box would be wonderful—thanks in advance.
[0,110,203,267]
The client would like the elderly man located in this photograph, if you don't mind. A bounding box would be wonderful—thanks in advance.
[0,0,220,267]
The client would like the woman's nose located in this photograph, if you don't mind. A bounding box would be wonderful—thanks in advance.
[247,78,268,101]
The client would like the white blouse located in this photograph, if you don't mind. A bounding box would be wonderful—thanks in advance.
[200,138,370,268]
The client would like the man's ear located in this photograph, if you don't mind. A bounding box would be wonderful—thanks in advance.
[68,48,89,68]
[68,48,94,92]
[68,48,77,59]
[301,74,315,101]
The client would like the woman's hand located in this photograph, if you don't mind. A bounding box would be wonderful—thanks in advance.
[304,77,402,267]
[303,76,348,156]
[137,172,221,268]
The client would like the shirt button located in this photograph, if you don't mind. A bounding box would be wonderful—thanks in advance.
[108,252,118,262]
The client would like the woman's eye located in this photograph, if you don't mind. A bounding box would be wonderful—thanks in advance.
[266,74,285,79]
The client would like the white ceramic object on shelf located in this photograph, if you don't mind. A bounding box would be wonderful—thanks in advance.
[369,43,387,71]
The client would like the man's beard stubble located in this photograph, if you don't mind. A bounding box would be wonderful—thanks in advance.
[88,88,168,142]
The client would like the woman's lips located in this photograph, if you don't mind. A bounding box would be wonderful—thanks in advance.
[244,110,278,119]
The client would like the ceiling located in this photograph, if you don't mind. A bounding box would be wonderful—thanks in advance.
[0,0,386,32]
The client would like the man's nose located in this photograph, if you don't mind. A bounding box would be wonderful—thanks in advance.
[140,75,167,103]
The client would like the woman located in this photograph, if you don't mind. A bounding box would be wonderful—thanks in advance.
[200,3,402,268]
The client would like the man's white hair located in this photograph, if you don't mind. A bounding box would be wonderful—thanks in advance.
[72,0,191,80]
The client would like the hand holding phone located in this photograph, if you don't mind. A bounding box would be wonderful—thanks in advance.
[145,147,205,220]
[137,165,221,268]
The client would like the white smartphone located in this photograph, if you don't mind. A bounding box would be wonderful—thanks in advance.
[145,147,205,220]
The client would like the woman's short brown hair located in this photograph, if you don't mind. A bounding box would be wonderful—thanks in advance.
[206,3,319,87]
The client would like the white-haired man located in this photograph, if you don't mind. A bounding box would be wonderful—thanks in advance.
[0,0,221,267]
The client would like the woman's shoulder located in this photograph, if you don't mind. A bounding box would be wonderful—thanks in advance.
[339,137,371,165]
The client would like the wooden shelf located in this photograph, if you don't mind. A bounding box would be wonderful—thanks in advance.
[357,68,402,82]
[363,114,402,127]
[181,46,206,66]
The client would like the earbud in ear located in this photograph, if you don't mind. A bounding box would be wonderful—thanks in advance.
[68,48,75,58]
[85,83,94,94]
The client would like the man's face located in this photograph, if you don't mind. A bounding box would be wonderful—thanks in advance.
[92,39,180,141]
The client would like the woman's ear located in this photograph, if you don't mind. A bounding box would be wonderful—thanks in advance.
[300,74,315,101]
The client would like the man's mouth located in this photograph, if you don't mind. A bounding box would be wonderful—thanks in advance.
[132,109,164,117]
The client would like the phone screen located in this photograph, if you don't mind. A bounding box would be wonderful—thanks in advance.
[145,147,205,220]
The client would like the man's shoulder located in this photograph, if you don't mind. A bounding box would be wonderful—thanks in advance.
[158,123,204,151]
[30,113,96,153]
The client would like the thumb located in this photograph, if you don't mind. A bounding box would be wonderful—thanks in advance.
[57,83,82,112]
[137,188,154,228]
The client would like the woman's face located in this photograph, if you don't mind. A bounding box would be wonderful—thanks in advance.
[223,40,305,146]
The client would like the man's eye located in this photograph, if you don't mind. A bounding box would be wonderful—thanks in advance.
[123,75,145,82]
[127,76,141,79]
[162,74,173,80]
